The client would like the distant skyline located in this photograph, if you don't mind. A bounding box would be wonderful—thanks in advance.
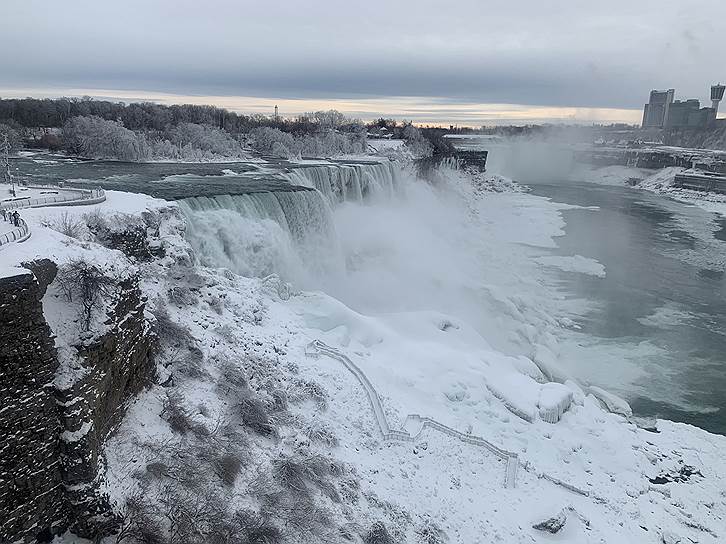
[1,0,724,126]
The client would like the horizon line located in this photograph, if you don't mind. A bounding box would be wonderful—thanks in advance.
[0,87,646,128]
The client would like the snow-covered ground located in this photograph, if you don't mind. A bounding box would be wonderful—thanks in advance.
[3,165,724,543]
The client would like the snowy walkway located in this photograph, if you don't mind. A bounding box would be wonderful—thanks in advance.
[0,184,106,247]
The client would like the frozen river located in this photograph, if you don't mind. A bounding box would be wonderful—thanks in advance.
[529,180,726,434]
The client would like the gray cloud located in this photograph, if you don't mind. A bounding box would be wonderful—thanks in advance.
[1,0,724,113]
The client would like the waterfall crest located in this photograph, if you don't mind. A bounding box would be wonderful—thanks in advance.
[284,161,398,204]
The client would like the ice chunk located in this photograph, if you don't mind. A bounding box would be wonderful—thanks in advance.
[538,382,573,423]
[486,372,540,422]
[589,386,633,417]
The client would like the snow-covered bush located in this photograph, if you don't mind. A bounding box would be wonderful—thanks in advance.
[235,388,278,438]
[167,285,199,306]
[48,211,85,239]
[365,521,394,544]
[272,453,343,502]
[63,116,150,161]
[161,392,209,437]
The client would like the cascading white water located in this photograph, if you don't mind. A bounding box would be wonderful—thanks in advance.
[178,161,398,286]
[283,161,398,204]
[179,189,341,284]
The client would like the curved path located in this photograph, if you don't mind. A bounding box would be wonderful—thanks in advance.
[0,186,106,247]
[306,339,599,498]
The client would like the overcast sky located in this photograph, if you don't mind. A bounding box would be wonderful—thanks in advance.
[1,0,724,125]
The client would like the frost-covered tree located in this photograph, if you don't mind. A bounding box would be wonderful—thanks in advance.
[62,116,150,161]
[402,123,433,157]
[0,124,22,151]
[249,127,296,157]
[165,123,246,158]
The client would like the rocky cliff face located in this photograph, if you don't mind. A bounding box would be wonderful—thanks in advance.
[0,261,66,542]
[0,259,155,543]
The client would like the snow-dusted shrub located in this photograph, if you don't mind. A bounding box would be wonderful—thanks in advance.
[88,213,159,261]
[161,392,208,437]
[365,521,394,544]
[304,419,339,447]
[213,452,243,487]
[338,476,361,505]
[259,490,335,542]
[116,494,164,544]
[167,285,198,306]
[153,301,195,349]
[403,124,433,158]
[291,378,329,410]
[271,453,343,503]
[213,323,236,343]
[231,510,283,544]
[144,462,168,480]
[83,208,108,235]
[236,389,278,437]
[216,361,248,392]
[207,294,225,315]
[416,518,448,544]
[48,211,85,239]
[56,258,116,332]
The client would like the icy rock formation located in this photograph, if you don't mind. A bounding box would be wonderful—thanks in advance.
[589,386,633,417]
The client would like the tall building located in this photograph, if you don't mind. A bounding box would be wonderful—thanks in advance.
[642,89,674,128]
[711,84,725,117]
[642,85,720,129]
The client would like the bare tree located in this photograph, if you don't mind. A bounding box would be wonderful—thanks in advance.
[56,259,116,331]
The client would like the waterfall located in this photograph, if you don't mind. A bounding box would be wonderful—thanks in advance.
[284,161,398,204]
[179,160,399,285]
[179,189,341,284]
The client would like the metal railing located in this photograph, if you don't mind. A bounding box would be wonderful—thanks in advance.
[0,185,106,247]
[0,187,105,211]
[305,338,602,497]
[0,216,30,246]
[306,339,520,488]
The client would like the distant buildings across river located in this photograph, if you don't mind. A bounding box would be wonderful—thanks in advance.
[642,84,725,129]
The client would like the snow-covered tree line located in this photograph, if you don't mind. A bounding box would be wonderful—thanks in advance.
[60,116,368,161]
[62,117,252,161]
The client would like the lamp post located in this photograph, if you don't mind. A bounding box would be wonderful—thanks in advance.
[1,135,14,197]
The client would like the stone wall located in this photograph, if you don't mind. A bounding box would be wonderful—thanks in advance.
[0,261,155,543]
